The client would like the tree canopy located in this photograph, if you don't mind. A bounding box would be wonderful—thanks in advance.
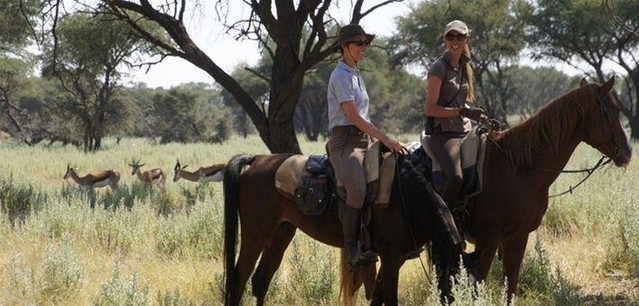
[98,0,404,154]
[1,0,637,147]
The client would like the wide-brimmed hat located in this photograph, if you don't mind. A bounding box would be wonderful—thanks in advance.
[337,24,375,46]
[443,20,469,36]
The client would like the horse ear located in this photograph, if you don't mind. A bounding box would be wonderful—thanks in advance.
[580,78,589,86]
[600,76,616,94]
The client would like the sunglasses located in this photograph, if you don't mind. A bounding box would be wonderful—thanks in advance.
[351,40,371,47]
[445,33,467,42]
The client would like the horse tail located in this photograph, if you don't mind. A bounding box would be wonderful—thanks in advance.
[339,249,358,306]
[223,153,256,306]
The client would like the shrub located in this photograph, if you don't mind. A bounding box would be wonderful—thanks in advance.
[518,237,580,304]
[0,176,48,226]
[6,241,85,304]
[156,287,196,306]
[40,242,85,300]
[280,238,337,304]
[93,264,150,306]
[519,238,553,299]
[154,203,222,259]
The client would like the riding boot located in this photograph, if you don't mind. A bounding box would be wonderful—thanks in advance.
[339,203,378,270]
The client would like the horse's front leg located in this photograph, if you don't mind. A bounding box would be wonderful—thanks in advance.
[251,222,297,306]
[373,255,403,306]
[501,234,529,301]
[370,264,385,306]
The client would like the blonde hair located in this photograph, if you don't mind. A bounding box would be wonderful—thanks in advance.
[462,45,474,102]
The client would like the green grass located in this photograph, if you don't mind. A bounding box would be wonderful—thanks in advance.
[0,136,637,305]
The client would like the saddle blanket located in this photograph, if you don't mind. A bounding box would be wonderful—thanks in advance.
[274,143,397,211]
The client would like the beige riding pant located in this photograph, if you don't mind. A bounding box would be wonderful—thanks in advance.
[327,125,370,209]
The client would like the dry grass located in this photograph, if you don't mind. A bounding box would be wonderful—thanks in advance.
[0,136,636,305]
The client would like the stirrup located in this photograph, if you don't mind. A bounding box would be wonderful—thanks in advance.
[404,247,424,260]
[348,251,378,270]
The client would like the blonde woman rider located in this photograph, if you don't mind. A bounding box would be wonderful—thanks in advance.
[424,20,486,212]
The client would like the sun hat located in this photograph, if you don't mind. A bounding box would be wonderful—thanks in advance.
[337,24,375,46]
[443,20,469,36]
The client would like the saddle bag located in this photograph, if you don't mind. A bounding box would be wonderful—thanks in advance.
[294,155,336,215]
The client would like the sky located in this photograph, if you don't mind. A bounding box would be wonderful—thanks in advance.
[127,1,420,88]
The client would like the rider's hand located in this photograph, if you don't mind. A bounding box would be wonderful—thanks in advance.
[487,118,501,130]
[382,137,403,154]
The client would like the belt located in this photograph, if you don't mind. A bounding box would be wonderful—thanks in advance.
[331,125,363,135]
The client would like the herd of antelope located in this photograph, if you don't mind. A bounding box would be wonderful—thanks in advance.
[63,159,225,191]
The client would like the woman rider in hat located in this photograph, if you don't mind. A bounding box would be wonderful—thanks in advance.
[326,24,403,270]
[424,20,486,212]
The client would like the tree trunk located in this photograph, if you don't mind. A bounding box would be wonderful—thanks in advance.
[267,51,303,154]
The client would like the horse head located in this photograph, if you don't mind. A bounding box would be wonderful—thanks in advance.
[581,77,632,167]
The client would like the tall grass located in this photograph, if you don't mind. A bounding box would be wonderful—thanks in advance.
[0,136,636,305]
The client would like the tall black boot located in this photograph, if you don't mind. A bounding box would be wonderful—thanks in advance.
[339,203,378,270]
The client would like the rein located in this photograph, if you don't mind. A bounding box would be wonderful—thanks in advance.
[533,156,612,198]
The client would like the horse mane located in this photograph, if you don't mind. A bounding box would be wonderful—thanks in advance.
[496,84,594,169]
[395,155,457,266]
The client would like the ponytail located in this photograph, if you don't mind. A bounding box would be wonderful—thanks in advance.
[462,45,474,102]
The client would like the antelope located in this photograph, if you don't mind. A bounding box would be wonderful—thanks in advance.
[63,164,120,190]
[128,158,166,190]
[173,159,225,183]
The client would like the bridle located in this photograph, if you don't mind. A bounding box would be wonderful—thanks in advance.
[589,84,622,160]
[539,84,621,197]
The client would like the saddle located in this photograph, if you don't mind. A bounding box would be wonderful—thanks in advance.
[274,142,397,215]
[275,155,335,215]
[420,126,489,198]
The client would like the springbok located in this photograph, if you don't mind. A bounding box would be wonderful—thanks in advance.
[128,158,166,190]
[173,159,225,183]
[63,164,120,190]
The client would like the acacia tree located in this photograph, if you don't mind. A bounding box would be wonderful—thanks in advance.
[44,11,159,150]
[0,0,41,140]
[231,37,424,142]
[152,82,232,144]
[98,0,402,154]
[520,0,639,140]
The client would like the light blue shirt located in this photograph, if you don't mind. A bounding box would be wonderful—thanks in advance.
[327,60,371,130]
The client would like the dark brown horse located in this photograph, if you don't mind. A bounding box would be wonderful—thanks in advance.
[223,153,463,306]
[422,77,632,298]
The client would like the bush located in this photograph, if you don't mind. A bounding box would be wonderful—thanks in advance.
[0,176,48,226]
[93,264,150,306]
[286,238,337,303]
[156,287,196,306]
[7,241,85,304]
[40,242,85,300]
[518,237,580,304]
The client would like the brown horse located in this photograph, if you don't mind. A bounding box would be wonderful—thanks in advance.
[223,153,463,306]
[418,77,632,299]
